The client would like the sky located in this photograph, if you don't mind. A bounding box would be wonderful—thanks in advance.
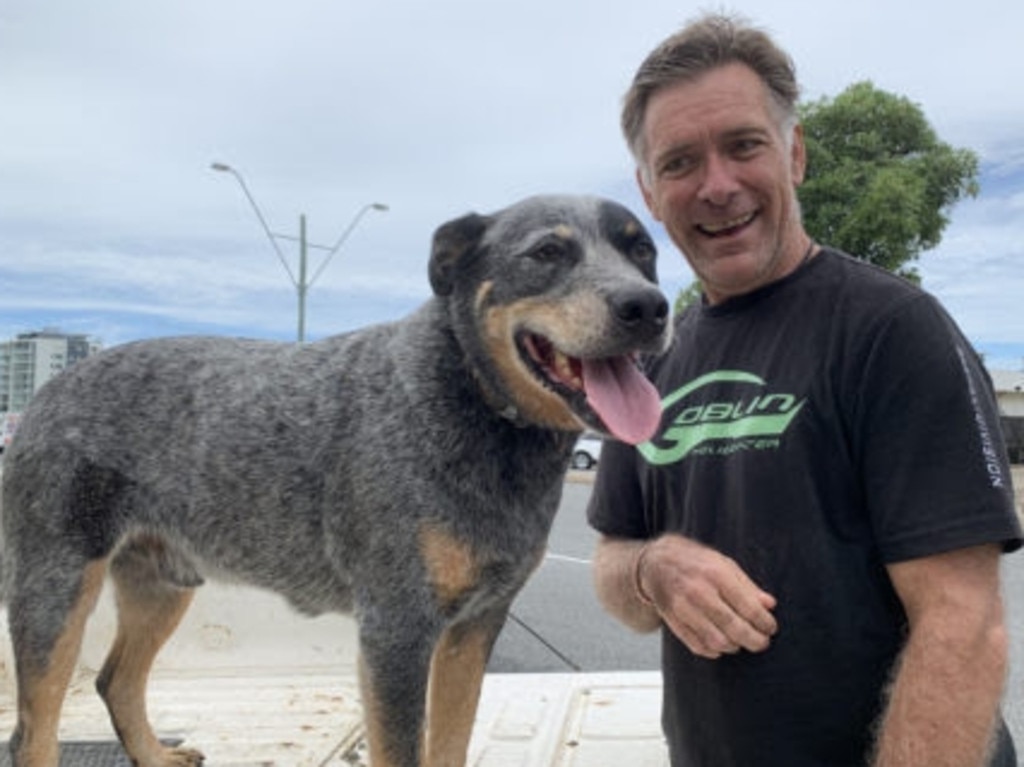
[2,0,1023,370]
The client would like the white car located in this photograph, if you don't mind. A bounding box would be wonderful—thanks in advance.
[571,434,603,470]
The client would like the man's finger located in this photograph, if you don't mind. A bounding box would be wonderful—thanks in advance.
[720,568,779,639]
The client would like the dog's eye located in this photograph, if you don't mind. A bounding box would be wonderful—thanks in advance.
[530,241,568,262]
[631,239,656,263]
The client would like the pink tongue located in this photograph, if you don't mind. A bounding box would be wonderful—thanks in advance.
[581,357,663,444]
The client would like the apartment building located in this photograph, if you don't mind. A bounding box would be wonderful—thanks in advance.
[0,329,101,413]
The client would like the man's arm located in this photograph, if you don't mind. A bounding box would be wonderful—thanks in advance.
[592,533,778,657]
[873,543,1010,767]
[592,536,662,634]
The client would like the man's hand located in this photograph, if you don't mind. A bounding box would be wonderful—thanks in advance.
[592,534,777,657]
[638,534,778,658]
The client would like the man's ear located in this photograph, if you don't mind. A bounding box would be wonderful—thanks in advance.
[790,123,807,186]
[636,167,662,222]
[428,212,490,297]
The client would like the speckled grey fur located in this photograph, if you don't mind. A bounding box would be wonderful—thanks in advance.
[1,194,669,766]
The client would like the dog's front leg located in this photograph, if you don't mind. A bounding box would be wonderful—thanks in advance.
[357,623,435,767]
[424,610,507,767]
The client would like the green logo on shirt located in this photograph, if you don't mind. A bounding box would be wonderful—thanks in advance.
[639,370,805,465]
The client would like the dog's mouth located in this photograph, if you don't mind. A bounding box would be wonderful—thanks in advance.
[519,333,662,444]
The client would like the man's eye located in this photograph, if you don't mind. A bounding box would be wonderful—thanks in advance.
[732,138,764,158]
[657,155,695,178]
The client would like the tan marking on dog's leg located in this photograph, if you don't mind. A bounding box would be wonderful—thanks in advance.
[14,559,108,767]
[97,567,202,767]
[425,624,493,767]
[358,653,420,767]
[419,525,478,606]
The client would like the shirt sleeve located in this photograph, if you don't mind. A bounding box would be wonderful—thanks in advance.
[586,437,651,540]
[853,294,1022,562]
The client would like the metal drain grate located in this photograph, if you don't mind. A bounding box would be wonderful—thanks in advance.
[0,740,182,766]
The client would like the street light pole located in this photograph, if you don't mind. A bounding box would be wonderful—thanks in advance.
[211,162,388,342]
[298,213,308,344]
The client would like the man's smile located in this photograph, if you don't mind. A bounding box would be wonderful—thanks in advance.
[696,210,758,238]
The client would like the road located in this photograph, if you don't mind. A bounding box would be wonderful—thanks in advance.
[491,473,1024,747]
[489,479,660,673]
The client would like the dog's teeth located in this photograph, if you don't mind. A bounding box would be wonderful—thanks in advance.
[521,334,584,392]
[550,350,584,390]
[554,352,574,382]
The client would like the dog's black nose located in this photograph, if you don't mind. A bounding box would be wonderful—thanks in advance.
[611,288,669,333]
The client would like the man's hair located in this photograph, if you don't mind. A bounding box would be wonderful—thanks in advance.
[622,13,800,166]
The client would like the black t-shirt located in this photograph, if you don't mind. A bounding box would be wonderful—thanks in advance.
[588,249,1022,767]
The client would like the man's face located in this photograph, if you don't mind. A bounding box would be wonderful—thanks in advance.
[637,62,808,305]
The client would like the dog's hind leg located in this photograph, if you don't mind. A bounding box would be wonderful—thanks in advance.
[95,536,205,767]
[424,612,506,767]
[9,558,108,767]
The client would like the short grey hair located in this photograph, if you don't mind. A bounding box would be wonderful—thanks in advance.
[622,13,801,167]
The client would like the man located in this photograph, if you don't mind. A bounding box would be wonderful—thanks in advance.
[588,13,1022,767]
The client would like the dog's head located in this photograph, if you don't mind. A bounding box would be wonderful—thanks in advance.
[429,195,671,444]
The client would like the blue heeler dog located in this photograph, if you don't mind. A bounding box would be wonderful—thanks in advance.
[1,195,670,767]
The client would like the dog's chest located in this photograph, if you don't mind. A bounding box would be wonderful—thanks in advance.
[416,479,562,619]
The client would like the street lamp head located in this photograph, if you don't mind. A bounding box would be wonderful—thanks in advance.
[371,203,389,212]
[210,162,233,173]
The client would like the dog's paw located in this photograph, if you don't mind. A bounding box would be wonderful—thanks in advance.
[158,746,206,766]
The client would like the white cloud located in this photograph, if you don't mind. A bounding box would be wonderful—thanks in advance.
[1,0,1022,361]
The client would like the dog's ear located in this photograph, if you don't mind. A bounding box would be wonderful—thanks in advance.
[429,213,490,297]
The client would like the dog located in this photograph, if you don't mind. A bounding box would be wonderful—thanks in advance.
[0,194,670,767]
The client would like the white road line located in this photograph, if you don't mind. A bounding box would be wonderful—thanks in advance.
[545,553,591,566]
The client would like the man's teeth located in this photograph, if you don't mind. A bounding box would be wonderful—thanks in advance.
[701,211,755,234]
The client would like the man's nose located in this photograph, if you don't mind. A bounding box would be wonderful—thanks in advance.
[697,152,740,205]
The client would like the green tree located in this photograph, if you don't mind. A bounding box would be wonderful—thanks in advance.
[798,81,979,282]
[674,281,703,314]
